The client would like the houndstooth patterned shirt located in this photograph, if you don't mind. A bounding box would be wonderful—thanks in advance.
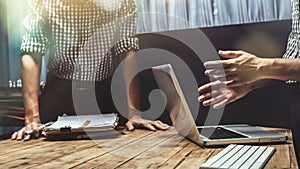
[283,0,300,59]
[283,0,300,83]
[20,0,139,81]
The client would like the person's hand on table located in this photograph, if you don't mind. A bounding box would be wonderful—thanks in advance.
[204,50,267,87]
[198,80,254,109]
[11,117,41,141]
[126,115,170,131]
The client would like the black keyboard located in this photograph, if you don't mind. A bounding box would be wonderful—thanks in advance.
[198,127,247,140]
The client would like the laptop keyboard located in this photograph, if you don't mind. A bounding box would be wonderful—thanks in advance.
[198,127,247,140]
[200,144,276,169]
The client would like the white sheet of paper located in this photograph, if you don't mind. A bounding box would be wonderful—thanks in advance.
[47,114,118,129]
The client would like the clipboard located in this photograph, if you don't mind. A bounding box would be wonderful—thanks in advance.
[44,113,119,140]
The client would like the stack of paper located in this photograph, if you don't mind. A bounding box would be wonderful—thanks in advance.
[44,113,118,135]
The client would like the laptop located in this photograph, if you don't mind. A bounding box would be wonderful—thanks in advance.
[152,64,287,147]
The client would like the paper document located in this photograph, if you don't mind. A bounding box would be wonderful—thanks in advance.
[45,113,118,133]
[47,114,117,129]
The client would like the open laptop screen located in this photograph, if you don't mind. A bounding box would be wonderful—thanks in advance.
[152,64,203,146]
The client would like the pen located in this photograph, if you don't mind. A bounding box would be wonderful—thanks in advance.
[24,122,54,136]
[81,120,91,128]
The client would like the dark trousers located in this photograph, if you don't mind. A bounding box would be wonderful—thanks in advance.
[291,88,300,166]
[39,73,121,124]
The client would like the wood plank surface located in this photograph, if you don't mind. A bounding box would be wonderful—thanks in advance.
[0,127,297,169]
[30,129,153,169]
[73,128,178,169]
[259,127,297,169]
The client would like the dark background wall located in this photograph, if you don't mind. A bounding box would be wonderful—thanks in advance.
[0,0,10,87]
[137,19,294,129]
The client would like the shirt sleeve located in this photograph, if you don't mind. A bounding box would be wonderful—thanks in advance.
[113,0,140,55]
[114,36,139,55]
[20,0,49,56]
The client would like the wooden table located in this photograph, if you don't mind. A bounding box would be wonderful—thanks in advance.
[0,127,297,169]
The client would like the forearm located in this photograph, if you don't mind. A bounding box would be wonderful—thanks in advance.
[259,58,300,81]
[21,54,42,124]
[119,50,140,118]
[120,52,170,131]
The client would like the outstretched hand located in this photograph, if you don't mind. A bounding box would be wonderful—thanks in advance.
[204,50,266,87]
[126,116,170,131]
[198,80,254,109]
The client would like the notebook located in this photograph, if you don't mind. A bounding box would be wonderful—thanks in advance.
[152,64,287,147]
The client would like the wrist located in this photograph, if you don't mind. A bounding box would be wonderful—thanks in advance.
[24,108,40,125]
[25,114,40,125]
[257,58,274,80]
[128,109,141,119]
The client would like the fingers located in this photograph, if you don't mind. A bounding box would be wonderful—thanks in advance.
[205,68,237,77]
[204,50,245,73]
[198,89,229,109]
[144,123,157,131]
[204,69,244,87]
[212,98,229,109]
[126,118,170,131]
[11,131,20,140]
[203,60,229,69]
[11,128,26,141]
[23,134,31,141]
[16,128,26,141]
[198,92,211,102]
[202,93,227,107]
[31,122,39,138]
[125,121,135,131]
[204,50,246,74]
[198,82,212,93]
[198,80,225,93]
[199,85,227,107]
[198,90,220,102]
[151,120,170,131]
[218,50,244,59]
[203,61,230,83]
[204,70,227,82]
[205,69,224,76]
[205,66,242,84]
[11,122,41,141]
[11,131,18,140]
[198,80,231,108]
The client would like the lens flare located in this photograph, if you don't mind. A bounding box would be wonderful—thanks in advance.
[95,0,125,11]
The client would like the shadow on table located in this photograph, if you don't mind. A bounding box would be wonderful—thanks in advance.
[44,129,125,141]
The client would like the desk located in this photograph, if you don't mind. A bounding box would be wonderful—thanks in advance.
[0,127,297,169]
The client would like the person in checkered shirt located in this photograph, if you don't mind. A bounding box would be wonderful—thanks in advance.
[199,0,300,165]
[12,0,170,141]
